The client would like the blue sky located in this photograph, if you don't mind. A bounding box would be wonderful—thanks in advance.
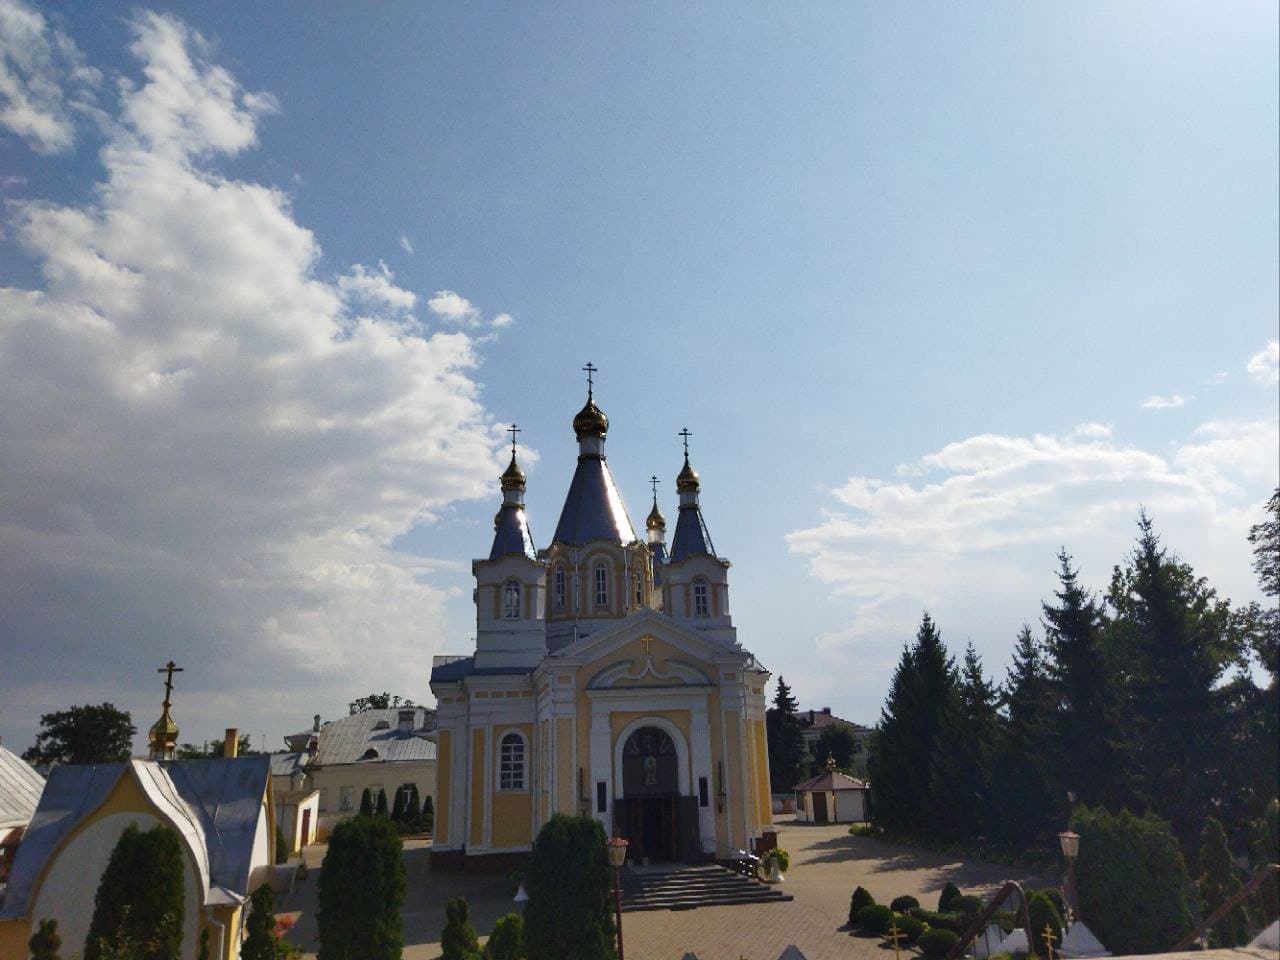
[0,1,1275,752]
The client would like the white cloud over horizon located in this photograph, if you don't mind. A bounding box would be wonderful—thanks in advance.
[1142,393,1191,410]
[427,289,480,325]
[0,8,504,749]
[786,416,1278,712]
[1248,339,1279,386]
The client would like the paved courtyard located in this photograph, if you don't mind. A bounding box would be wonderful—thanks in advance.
[281,818,1050,960]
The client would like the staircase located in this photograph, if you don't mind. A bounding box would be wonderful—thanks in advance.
[619,864,794,912]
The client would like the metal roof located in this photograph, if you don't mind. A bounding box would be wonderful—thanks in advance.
[489,503,537,560]
[668,504,717,562]
[313,708,437,766]
[0,745,44,831]
[793,770,869,793]
[0,757,270,918]
[552,455,638,546]
[429,656,533,684]
[269,752,306,778]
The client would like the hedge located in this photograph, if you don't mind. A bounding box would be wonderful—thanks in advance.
[919,928,959,960]
[857,904,895,935]
[849,886,876,926]
[938,882,963,912]
[891,895,920,913]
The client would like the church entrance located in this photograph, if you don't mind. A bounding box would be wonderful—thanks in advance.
[613,725,699,862]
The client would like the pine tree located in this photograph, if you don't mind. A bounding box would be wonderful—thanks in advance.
[359,788,374,817]
[317,814,406,960]
[242,883,277,960]
[1042,550,1119,807]
[84,823,185,960]
[404,785,422,831]
[30,918,62,960]
[1198,816,1250,946]
[391,785,407,823]
[766,676,806,792]
[375,788,389,817]
[440,897,481,960]
[929,643,997,842]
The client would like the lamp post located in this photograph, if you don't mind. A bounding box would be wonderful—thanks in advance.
[605,836,629,960]
[1058,830,1080,923]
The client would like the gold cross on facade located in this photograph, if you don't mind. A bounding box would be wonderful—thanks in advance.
[157,660,183,707]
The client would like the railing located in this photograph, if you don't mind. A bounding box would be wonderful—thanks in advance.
[1171,862,1279,952]
[946,880,1032,960]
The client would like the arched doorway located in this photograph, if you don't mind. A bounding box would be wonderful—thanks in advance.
[615,726,688,862]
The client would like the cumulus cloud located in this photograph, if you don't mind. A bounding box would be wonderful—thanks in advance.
[0,11,502,749]
[1142,393,1190,410]
[0,0,100,152]
[1248,339,1279,386]
[786,420,1277,709]
[491,312,514,329]
[1071,422,1113,439]
[427,289,480,325]
[399,233,413,255]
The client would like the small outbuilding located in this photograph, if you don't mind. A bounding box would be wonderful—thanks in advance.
[793,759,869,824]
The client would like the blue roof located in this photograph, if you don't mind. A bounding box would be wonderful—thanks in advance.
[669,505,717,562]
[429,656,532,684]
[489,503,536,560]
[552,454,637,546]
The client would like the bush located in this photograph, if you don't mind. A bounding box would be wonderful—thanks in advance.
[403,787,422,832]
[1199,815,1251,946]
[1072,805,1193,955]
[317,814,406,960]
[849,822,882,837]
[375,789,389,817]
[919,927,959,960]
[1253,799,1280,925]
[938,882,963,912]
[856,904,895,935]
[359,788,373,816]
[523,814,615,960]
[30,919,61,960]
[485,913,525,960]
[950,894,983,916]
[762,848,790,873]
[909,909,970,935]
[890,913,925,944]
[891,895,920,913]
[1027,891,1063,959]
[84,823,185,960]
[423,794,435,834]
[275,824,289,864]
[242,883,277,960]
[849,886,876,925]
[1038,888,1067,922]
[440,897,481,960]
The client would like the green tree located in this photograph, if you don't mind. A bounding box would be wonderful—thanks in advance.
[176,733,254,759]
[1246,488,1279,675]
[869,613,957,835]
[317,814,405,960]
[375,788,389,817]
[23,703,136,766]
[765,676,806,792]
[275,824,289,863]
[485,913,525,960]
[1198,816,1250,946]
[359,788,374,817]
[1251,799,1279,924]
[929,643,998,843]
[348,693,413,714]
[440,897,481,960]
[242,883,277,960]
[422,793,435,834]
[1027,891,1063,959]
[391,785,407,823]
[811,725,856,776]
[84,824,185,960]
[30,918,62,960]
[523,814,616,960]
[403,785,423,831]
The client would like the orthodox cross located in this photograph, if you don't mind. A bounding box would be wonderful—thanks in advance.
[679,427,692,457]
[650,474,660,503]
[582,361,597,399]
[885,919,907,960]
[1041,924,1058,960]
[507,423,521,456]
[157,660,183,707]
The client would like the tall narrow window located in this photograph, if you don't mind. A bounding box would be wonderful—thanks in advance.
[635,570,644,607]
[693,578,710,617]
[553,566,565,611]
[500,732,526,790]
[503,578,521,619]
[594,562,608,608]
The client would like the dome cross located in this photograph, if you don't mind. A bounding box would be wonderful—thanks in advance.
[582,361,597,400]
[679,427,692,457]
[507,423,521,457]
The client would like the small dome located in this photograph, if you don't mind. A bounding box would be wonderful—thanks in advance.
[573,398,609,439]
[646,500,666,530]
[500,453,525,490]
[148,709,178,752]
[676,456,700,493]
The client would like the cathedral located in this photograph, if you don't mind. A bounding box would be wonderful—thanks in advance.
[429,371,773,869]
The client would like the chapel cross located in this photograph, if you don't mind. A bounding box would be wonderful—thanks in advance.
[885,920,907,960]
[650,475,660,500]
[582,361,597,399]
[679,427,692,457]
[157,660,183,707]
[507,423,521,456]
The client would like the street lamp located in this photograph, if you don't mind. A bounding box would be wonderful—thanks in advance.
[1058,830,1080,923]
[605,836,629,960]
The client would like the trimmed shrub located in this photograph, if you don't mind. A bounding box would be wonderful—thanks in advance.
[919,927,959,960]
[359,788,373,816]
[485,913,525,960]
[1072,805,1193,955]
[84,823,184,960]
[403,787,422,832]
[375,789,389,817]
[1038,889,1067,922]
[992,909,1020,934]
[951,894,983,916]
[440,897,481,960]
[523,814,615,960]
[1199,815,1251,946]
[275,824,289,864]
[30,919,61,960]
[891,895,920,913]
[857,904,895,935]
[849,885,876,925]
[317,814,406,960]
[762,848,790,873]
[890,913,925,944]
[938,882,963,912]
[1027,891,1063,959]
[391,786,407,823]
[242,883,276,960]
[909,909,970,935]
[423,794,435,834]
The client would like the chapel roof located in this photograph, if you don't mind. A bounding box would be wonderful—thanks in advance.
[551,454,638,546]
[668,502,716,562]
[793,769,869,793]
[0,745,44,831]
[312,707,437,766]
[490,503,537,560]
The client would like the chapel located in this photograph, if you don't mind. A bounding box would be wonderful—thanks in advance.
[429,370,773,869]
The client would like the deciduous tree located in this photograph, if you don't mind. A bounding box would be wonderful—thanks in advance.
[23,703,135,766]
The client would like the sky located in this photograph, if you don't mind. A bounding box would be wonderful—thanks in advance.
[0,1,1276,755]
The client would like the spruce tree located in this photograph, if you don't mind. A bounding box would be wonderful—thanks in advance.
[1198,816,1250,946]
[30,918,62,960]
[765,676,806,792]
[317,814,406,960]
[523,814,616,960]
[84,823,185,960]
[929,643,997,843]
[242,883,277,960]
[359,788,374,817]
[391,786,407,823]
[423,793,435,834]
[375,788,389,817]
[404,785,422,831]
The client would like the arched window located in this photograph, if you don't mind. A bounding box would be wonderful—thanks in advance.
[503,578,521,620]
[553,566,565,611]
[499,731,526,790]
[693,578,710,617]
[594,561,609,608]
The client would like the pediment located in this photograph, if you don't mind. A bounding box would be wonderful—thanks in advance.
[586,646,713,689]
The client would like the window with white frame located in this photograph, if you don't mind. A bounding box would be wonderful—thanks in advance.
[499,731,526,790]
[594,562,608,608]
[693,577,710,617]
[503,578,521,619]
[553,566,565,610]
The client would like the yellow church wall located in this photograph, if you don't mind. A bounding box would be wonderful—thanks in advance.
[435,729,451,842]
[751,719,771,827]
[491,792,533,848]
[470,729,485,847]
[555,718,574,814]
[0,920,30,958]
[723,711,744,850]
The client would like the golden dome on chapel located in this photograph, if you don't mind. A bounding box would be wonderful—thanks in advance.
[148,709,178,755]
[572,397,609,439]
[676,456,700,493]
[500,453,526,490]
[646,499,666,531]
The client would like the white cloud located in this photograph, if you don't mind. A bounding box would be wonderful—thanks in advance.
[1142,393,1190,410]
[1247,339,1279,386]
[491,312,514,329]
[786,420,1277,709]
[1071,421,1113,440]
[0,11,502,750]
[0,0,100,153]
[427,289,480,325]
[399,234,413,255]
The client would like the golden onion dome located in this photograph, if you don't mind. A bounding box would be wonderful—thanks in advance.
[148,709,178,750]
[500,453,525,490]
[572,397,609,439]
[676,456,700,493]
[646,500,666,530]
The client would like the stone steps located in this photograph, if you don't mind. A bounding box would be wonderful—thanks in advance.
[619,864,794,912]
